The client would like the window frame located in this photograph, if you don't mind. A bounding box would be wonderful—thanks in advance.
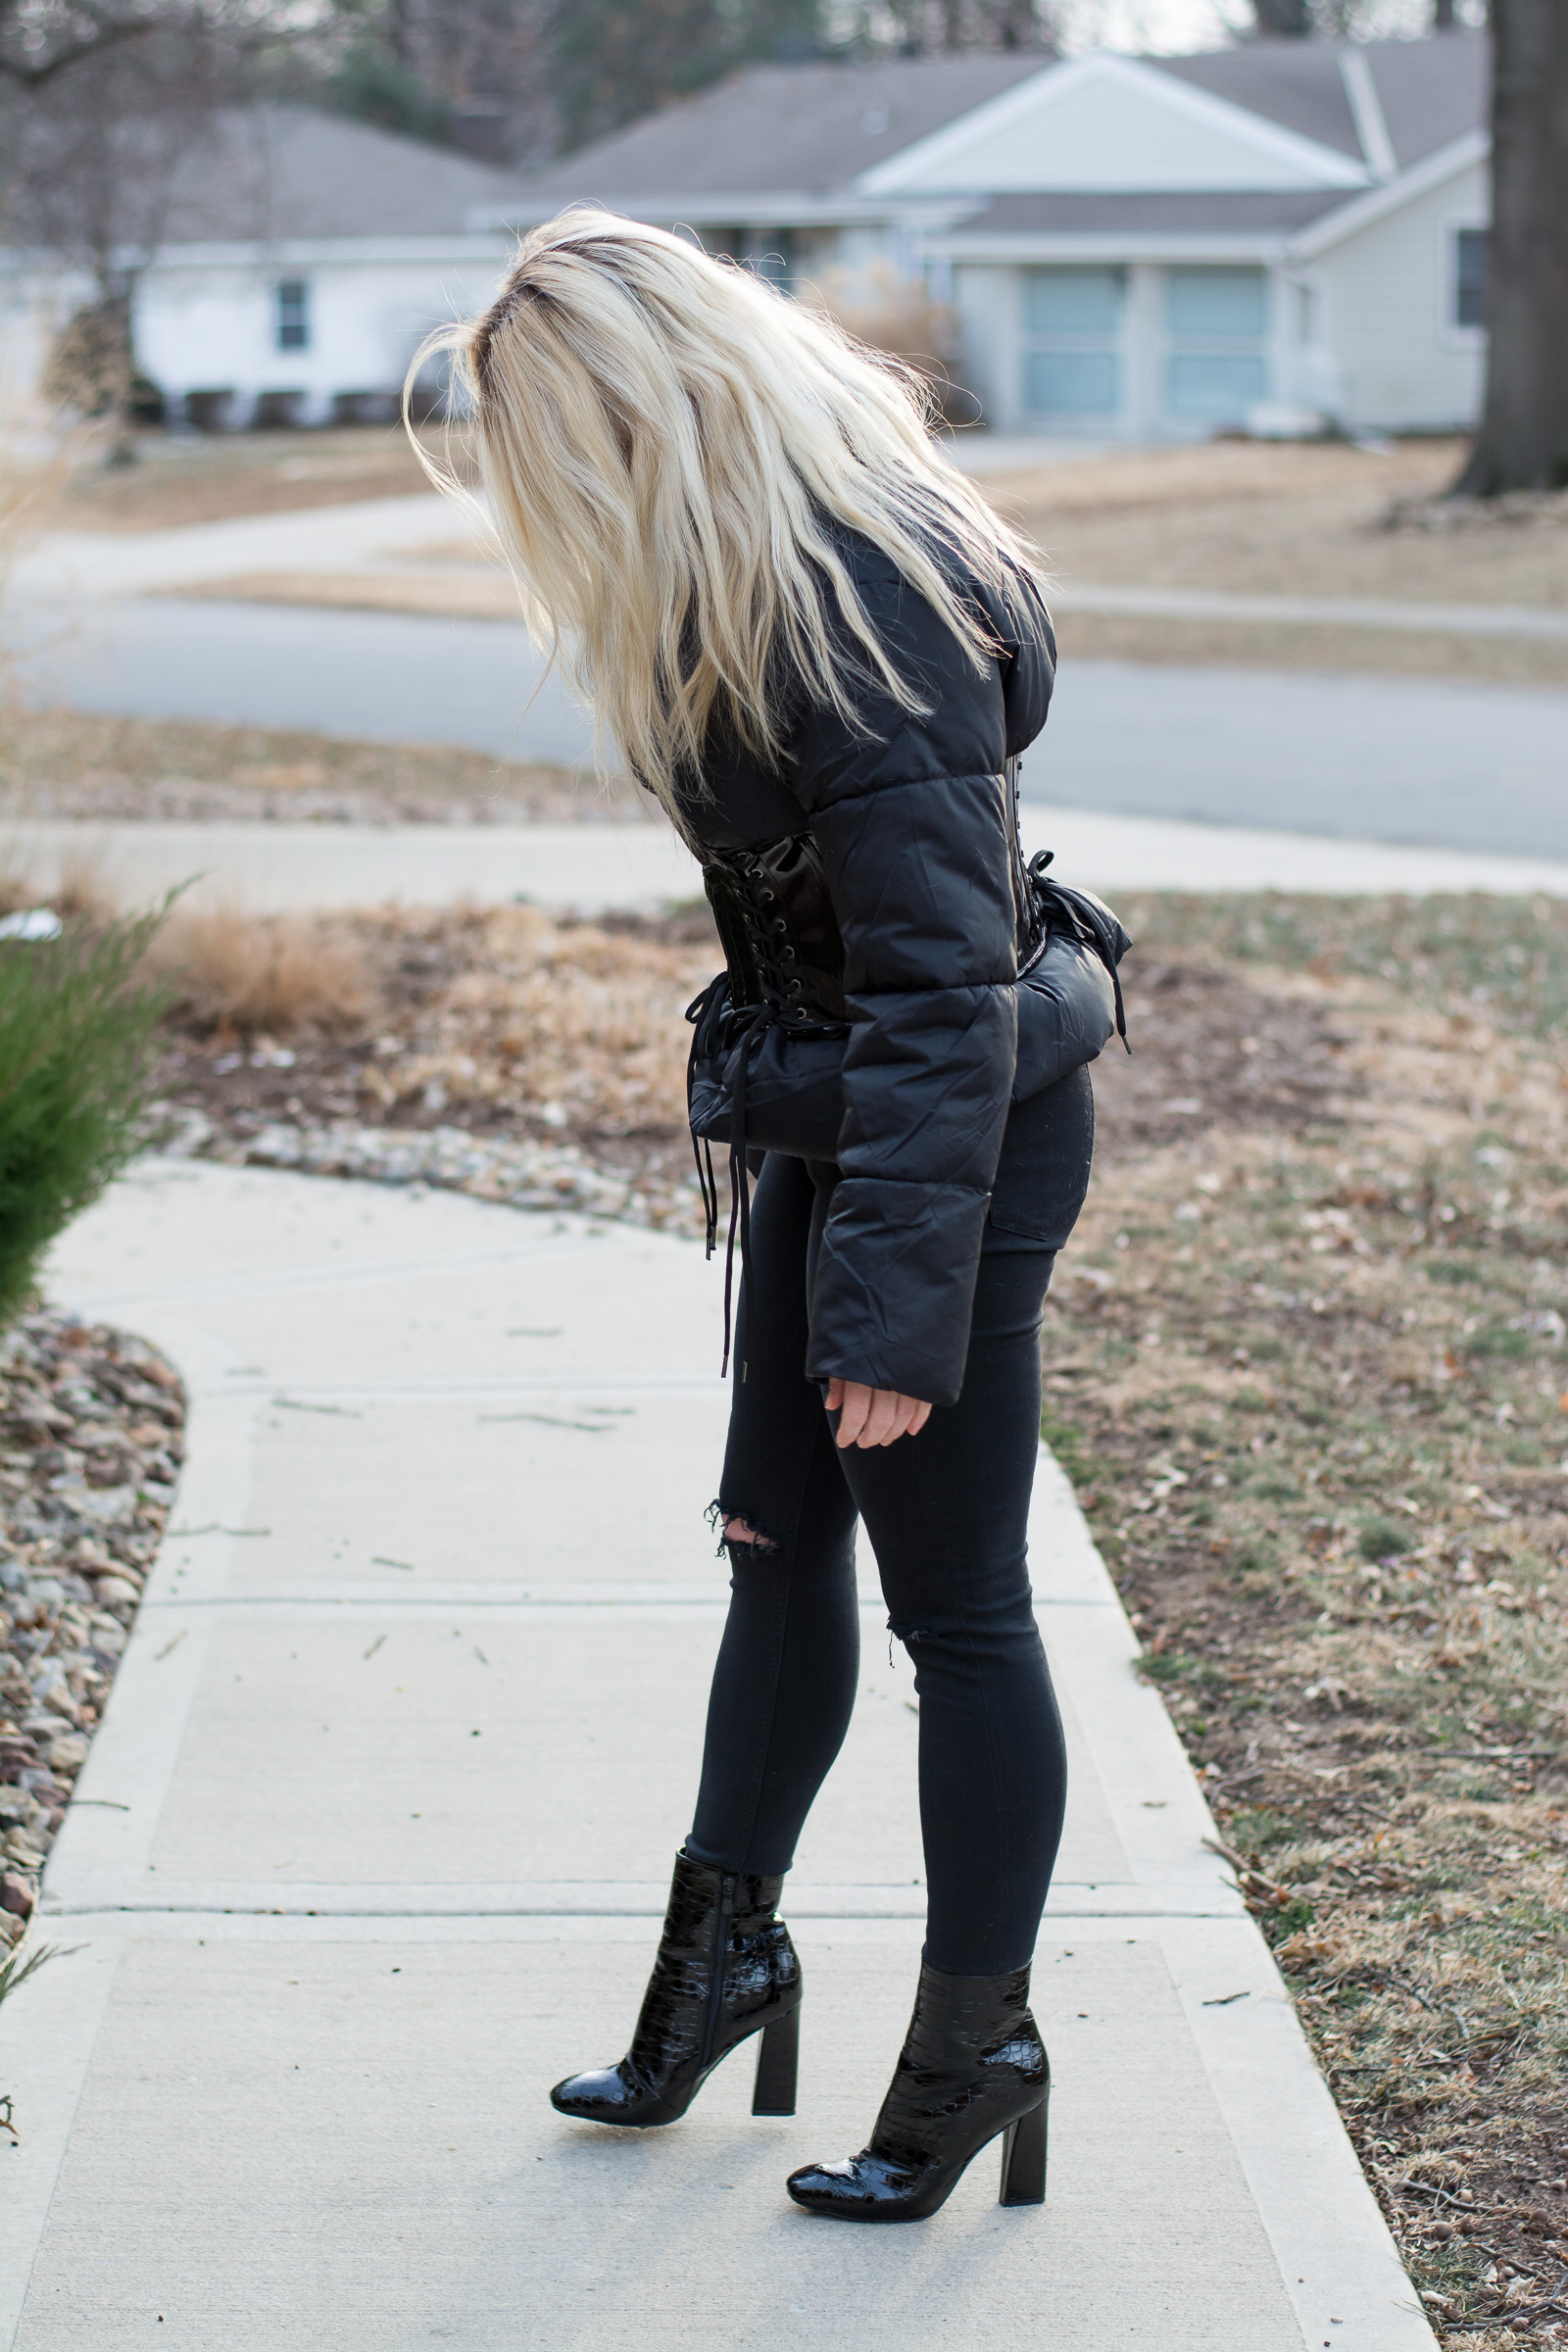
[274,278,311,355]
[1159,265,1271,431]
[1445,221,1490,344]
[1017,265,1129,428]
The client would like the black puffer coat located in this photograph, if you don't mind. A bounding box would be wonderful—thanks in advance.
[676,528,1125,1409]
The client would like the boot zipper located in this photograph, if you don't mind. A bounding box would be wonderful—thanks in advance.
[700,1871,737,2072]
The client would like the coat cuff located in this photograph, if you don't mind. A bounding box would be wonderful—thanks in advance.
[804,1176,990,1407]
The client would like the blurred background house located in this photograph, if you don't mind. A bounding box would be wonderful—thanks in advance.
[505,31,1491,440]
[0,107,524,431]
[0,27,1493,442]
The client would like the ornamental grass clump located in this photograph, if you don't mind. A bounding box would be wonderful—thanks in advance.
[0,909,171,1327]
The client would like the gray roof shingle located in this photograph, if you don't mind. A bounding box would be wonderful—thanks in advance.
[1365,28,1487,169]
[159,105,524,242]
[1155,42,1362,158]
[511,54,1053,205]
[509,32,1488,216]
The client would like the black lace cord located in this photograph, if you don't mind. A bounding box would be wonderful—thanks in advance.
[720,1014,771,1380]
[685,977,725,1256]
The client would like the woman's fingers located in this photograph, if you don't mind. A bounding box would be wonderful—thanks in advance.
[828,1381,932,1448]
[833,1381,870,1447]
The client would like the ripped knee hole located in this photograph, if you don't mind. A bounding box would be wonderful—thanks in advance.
[706,1499,781,1557]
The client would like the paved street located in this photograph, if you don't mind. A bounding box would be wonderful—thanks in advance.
[16,595,1568,858]
[9,489,1568,859]
[1,1159,1434,2351]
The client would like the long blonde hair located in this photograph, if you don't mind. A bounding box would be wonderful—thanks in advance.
[408,208,1039,816]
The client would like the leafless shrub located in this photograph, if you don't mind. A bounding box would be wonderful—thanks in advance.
[807,262,976,426]
[147,905,377,1036]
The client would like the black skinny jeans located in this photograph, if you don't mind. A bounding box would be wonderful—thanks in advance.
[686,1067,1093,1976]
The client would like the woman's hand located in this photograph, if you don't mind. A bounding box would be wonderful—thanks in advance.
[825,1379,932,1449]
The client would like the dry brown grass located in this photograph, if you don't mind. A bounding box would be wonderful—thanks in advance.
[1056,895,1568,2350]
[990,437,1568,612]
[0,838,119,924]
[154,567,524,624]
[149,898,716,1156]
[56,424,448,533]
[146,905,377,1037]
[0,708,623,825]
[1050,610,1568,689]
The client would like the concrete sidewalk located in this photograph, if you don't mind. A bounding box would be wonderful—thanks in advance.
[1,1160,1434,2350]
[8,808,1568,917]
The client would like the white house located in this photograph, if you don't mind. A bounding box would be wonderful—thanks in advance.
[0,31,1491,439]
[0,107,524,428]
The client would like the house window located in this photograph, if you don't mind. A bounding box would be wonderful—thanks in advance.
[1454,228,1489,329]
[275,279,310,353]
[1021,269,1125,420]
[1164,268,1268,425]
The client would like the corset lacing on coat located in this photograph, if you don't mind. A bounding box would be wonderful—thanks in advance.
[685,836,852,1377]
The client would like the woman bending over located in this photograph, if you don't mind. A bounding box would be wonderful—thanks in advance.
[414,211,1126,2224]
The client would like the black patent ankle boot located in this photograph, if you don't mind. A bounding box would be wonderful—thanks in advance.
[786,1959,1048,2222]
[550,1850,801,2129]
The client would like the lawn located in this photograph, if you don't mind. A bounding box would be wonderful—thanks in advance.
[1065,894,1568,2352]
[57,424,439,532]
[0,708,611,825]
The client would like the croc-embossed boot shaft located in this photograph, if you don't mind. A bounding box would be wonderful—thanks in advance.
[550,1849,801,2129]
[786,1960,1048,2222]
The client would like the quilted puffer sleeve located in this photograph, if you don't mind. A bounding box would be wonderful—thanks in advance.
[788,543,1054,1407]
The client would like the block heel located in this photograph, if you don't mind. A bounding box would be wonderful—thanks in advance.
[752,2002,800,2116]
[787,1960,1050,2223]
[998,2092,1047,2206]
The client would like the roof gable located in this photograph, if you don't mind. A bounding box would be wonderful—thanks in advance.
[855,52,1371,196]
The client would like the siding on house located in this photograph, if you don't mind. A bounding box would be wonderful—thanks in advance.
[131,243,513,424]
[1308,156,1489,431]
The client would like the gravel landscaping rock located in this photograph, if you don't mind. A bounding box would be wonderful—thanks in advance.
[0,1308,185,1944]
[159,1107,708,1235]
